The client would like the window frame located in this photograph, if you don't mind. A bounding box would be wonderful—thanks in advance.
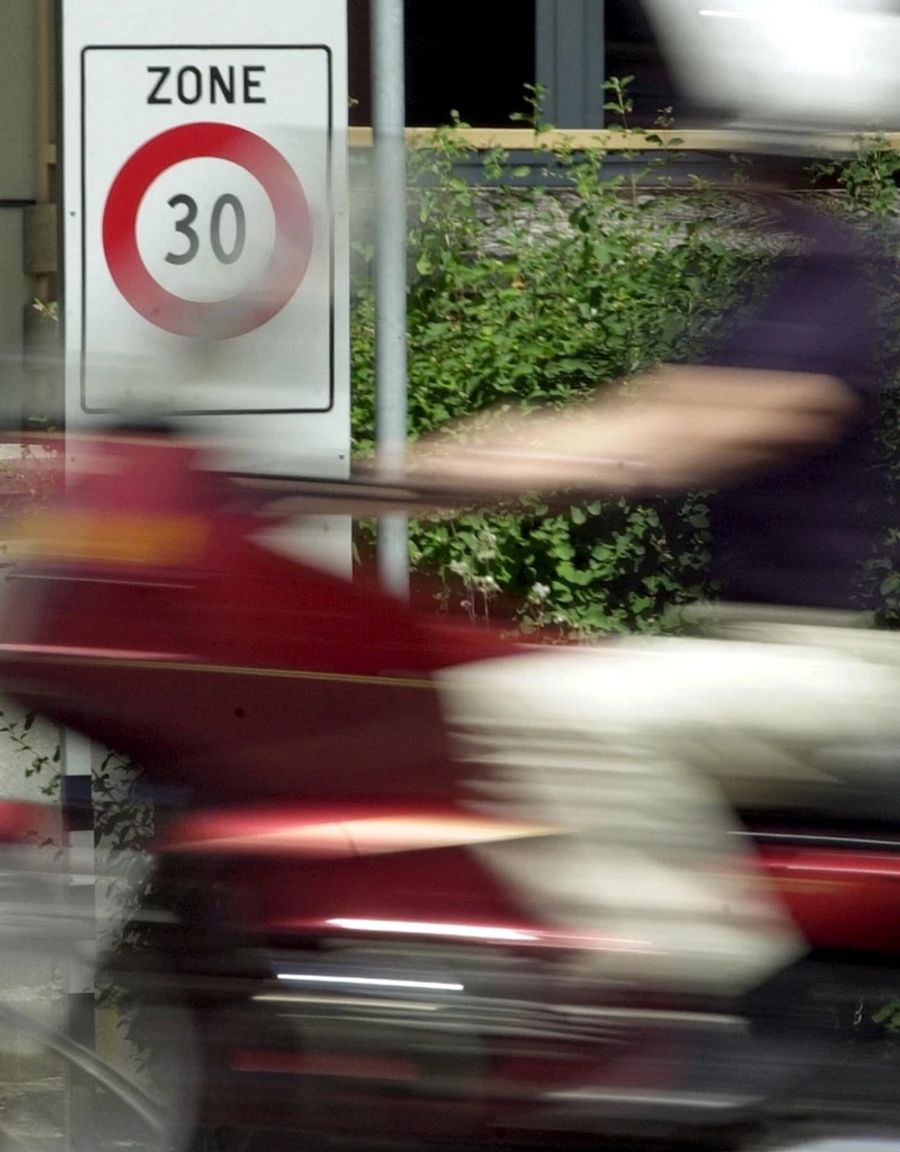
[536,0,607,130]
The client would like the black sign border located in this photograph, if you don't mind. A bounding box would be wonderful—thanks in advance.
[79,43,337,417]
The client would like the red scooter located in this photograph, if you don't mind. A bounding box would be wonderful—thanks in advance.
[0,427,898,1150]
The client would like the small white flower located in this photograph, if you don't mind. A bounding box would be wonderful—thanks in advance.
[530,582,551,602]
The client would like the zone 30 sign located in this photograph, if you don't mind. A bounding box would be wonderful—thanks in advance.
[62,3,350,477]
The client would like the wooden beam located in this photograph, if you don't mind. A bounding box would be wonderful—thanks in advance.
[349,126,900,153]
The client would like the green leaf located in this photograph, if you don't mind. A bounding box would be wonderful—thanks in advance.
[880,573,900,596]
[557,561,598,587]
[872,1001,900,1026]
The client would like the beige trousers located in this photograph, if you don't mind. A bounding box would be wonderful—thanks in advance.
[436,611,900,997]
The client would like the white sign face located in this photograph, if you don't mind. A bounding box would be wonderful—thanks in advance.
[82,46,335,415]
[63,3,350,482]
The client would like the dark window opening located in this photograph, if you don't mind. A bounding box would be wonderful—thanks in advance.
[348,0,536,128]
[405,1,536,126]
[348,0,373,126]
[604,0,678,127]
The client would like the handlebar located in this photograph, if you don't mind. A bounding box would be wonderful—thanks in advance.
[227,471,501,516]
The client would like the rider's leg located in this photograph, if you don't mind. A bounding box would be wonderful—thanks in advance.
[436,627,900,997]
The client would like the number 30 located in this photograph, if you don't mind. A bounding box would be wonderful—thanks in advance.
[165,193,246,266]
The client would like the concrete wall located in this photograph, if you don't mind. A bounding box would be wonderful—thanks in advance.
[0,0,62,1016]
[0,2,35,204]
[0,0,59,804]
[0,2,41,431]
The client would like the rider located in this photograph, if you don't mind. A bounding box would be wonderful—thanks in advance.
[411,1,900,1003]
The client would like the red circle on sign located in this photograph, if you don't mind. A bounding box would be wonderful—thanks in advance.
[102,122,313,339]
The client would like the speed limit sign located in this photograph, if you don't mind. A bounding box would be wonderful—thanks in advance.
[62,2,350,481]
[102,121,313,340]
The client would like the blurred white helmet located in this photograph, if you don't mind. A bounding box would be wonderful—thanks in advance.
[642,0,900,142]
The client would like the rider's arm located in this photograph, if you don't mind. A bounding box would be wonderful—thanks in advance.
[410,365,861,497]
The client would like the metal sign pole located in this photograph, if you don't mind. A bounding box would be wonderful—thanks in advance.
[372,0,410,599]
[60,727,96,1152]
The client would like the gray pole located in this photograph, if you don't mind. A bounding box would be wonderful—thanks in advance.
[371,0,410,599]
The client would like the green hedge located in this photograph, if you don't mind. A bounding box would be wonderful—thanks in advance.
[352,88,900,635]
